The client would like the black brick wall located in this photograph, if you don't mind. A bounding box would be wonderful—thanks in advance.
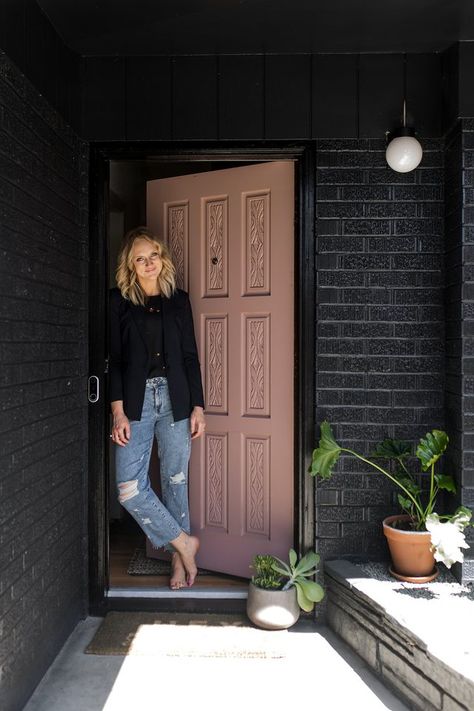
[463,121,474,577]
[315,137,446,561]
[445,119,474,579]
[0,53,88,711]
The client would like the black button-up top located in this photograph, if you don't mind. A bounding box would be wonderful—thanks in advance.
[143,294,166,377]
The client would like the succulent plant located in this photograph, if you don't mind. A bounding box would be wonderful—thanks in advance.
[251,554,282,590]
[251,550,325,612]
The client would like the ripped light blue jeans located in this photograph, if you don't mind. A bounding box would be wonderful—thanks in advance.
[115,377,191,550]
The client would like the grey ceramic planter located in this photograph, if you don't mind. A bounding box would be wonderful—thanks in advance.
[246,581,300,630]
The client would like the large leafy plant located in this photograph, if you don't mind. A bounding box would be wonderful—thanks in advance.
[251,549,325,612]
[309,421,472,568]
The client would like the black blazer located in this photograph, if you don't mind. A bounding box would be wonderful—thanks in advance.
[109,287,205,422]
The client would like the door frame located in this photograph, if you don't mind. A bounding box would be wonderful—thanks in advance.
[88,142,316,614]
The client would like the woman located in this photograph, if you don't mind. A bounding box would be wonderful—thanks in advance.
[109,226,205,590]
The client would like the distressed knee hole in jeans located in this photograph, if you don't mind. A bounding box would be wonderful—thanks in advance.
[118,480,139,503]
[170,471,186,485]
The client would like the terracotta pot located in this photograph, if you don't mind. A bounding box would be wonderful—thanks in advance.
[246,581,300,630]
[383,514,438,582]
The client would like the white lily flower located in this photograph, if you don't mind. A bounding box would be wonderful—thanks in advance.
[425,513,470,568]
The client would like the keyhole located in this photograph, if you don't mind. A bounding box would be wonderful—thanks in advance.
[211,257,218,265]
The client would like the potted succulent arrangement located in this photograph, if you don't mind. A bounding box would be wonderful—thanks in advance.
[309,422,473,582]
[246,549,325,630]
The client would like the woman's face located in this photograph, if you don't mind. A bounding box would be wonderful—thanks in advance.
[131,238,163,286]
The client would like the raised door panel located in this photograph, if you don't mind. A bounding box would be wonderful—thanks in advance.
[203,196,228,298]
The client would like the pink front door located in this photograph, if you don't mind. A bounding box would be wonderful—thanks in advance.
[146,161,294,577]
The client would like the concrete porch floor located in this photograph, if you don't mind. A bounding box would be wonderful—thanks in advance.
[23,616,408,711]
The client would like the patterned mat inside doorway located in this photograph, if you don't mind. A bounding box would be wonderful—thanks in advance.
[127,547,212,576]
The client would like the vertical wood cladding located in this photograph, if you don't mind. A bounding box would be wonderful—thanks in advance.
[315,138,445,561]
[312,54,358,138]
[0,55,88,711]
[82,52,443,141]
[82,56,126,140]
[172,55,218,139]
[407,53,443,137]
[264,54,311,138]
[218,54,264,139]
[126,57,172,140]
[358,54,404,137]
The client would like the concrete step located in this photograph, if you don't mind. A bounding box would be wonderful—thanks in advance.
[324,559,474,711]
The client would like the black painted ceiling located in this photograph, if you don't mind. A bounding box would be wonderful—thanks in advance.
[37,0,474,55]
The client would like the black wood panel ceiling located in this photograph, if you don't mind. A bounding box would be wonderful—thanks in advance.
[0,1,469,139]
[37,0,474,55]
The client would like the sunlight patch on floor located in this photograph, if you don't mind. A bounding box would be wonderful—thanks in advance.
[101,625,408,711]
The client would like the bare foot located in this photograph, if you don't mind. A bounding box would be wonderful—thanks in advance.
[170,533,200,587]
[170,553,186,590]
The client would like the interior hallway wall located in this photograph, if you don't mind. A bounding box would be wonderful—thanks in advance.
[0,52,88,711]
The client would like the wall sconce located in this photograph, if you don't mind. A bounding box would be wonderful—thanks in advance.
[385,99,423,173]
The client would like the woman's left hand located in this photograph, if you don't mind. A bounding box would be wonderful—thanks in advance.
[190,406,206,439]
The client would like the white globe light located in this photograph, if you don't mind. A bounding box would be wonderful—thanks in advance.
[385,135,423,173]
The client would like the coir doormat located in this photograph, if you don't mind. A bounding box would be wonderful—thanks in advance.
[85,611,286,658]
[127,548,213,576]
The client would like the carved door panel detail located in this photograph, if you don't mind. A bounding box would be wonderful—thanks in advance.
[163,200,188,290]
[243,190,270,296]
[203,196,228,298]
[147,161,294,577]
[204,315,228,414]
[205,433,228,530]
[245,436,270,536]
[244,314,270,418]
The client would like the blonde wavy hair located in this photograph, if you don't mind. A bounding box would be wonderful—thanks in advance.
[116,226,176,304]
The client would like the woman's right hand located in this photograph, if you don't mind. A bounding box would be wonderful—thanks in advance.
[111,411,131,446]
